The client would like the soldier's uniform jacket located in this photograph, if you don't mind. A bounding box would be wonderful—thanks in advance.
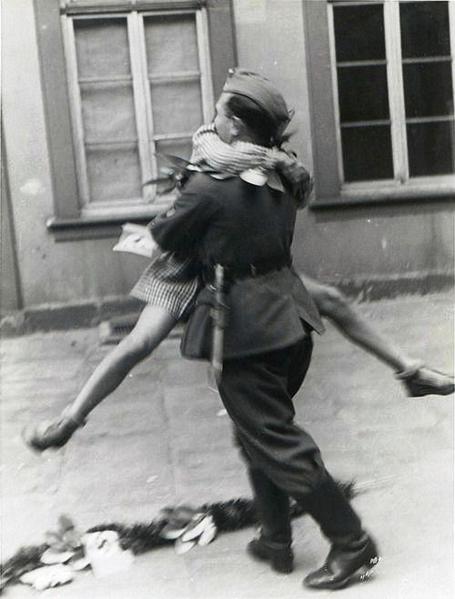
[151,172,324,360]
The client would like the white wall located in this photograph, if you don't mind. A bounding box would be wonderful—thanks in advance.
[2,0,144,308]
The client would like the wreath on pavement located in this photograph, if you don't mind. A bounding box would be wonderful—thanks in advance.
[0,482,355,593]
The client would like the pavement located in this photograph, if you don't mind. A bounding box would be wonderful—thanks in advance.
[1,293,454,599]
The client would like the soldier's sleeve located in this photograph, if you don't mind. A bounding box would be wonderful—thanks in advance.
[150,179,219,256]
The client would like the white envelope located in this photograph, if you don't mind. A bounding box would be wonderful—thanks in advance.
[113,223,160,259]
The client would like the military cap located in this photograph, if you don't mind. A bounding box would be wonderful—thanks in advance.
[223,68,293,137]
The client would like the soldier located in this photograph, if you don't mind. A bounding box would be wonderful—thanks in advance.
[23,78,452,453]
[150,69,379,591]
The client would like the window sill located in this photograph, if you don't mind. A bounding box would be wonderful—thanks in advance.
[310,183,455,209]
[47,208,165,241]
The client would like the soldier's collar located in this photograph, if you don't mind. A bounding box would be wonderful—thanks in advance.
[189,164,284,192]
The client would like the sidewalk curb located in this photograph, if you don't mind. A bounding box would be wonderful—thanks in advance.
[1,273,453,337]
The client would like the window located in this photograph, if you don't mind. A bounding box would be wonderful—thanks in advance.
[34,0,235,237]
[64,9,213,216]
[305,0,455,205]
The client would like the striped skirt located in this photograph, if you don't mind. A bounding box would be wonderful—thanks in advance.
[130,253,201,320]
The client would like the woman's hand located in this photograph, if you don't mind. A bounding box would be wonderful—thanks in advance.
[274,152,314,207]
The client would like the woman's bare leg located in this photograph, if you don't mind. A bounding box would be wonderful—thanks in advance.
[300,274,454,396]
[66,305,177,422]
[301,274,415,372]
[23,305,178,450]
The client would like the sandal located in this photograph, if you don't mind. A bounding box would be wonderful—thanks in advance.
[396,366,455,397]
[22,411,85,452]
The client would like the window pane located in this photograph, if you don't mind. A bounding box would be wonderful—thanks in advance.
[333,4,385,62]
[144,15,199,74]
[80,83,137,141]
[341,126,393,182]
[144,13,204,175]
[150,81,203,135]
[74,18,131,78]
[86,147,142,202]
[403,62,454,118]
[338,66,389,122]
[156,138,192,161]
[74,18,141,203]
[407,121,455,176]
[400,1,450,59]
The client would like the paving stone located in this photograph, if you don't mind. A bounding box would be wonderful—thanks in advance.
[1,294,453,598]
[161,358,209,387]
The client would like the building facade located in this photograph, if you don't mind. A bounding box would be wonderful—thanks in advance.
[2,0,454,320]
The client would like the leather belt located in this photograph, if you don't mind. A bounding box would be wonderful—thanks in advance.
[203,255,291,284]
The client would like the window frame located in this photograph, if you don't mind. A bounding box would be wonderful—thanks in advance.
[62,8,214,217]
[305,0,455,208]
[34,0,236,239]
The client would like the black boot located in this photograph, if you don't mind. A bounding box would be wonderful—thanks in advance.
[247,536,294,573]
[246,466,294,573]
[301,474,380,590]
[303,533,379,590]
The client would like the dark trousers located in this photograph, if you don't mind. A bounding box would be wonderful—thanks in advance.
[218,333,362,545]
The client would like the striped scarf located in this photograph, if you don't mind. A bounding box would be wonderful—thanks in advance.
[190,123,284,176]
